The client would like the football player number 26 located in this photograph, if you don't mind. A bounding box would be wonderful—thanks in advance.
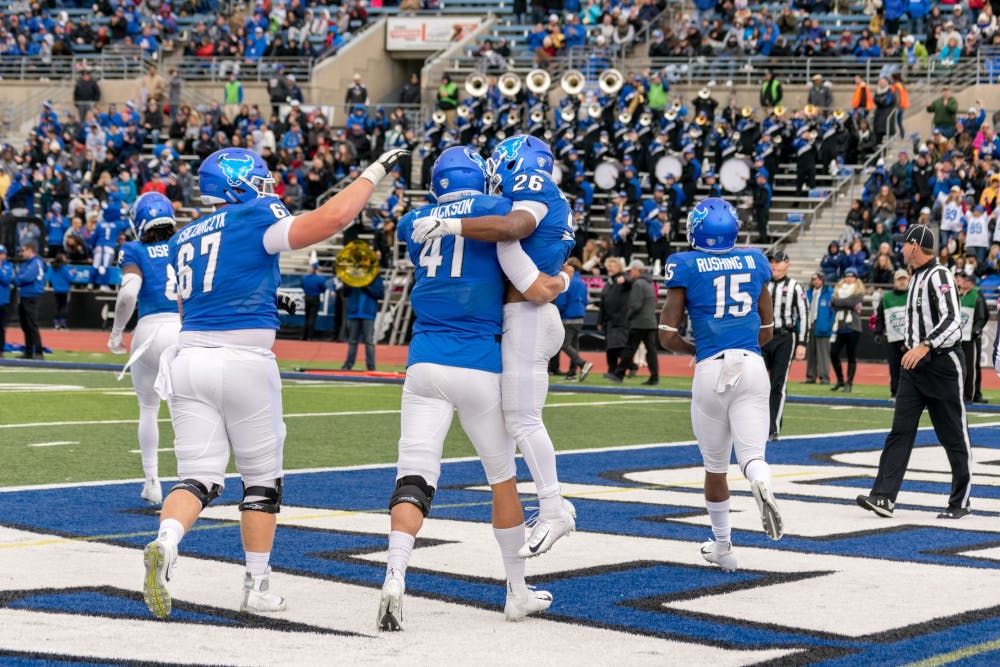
[176,231,222,299]
[511,174,544,192]
[418,236,465,278]
[712,272,752,319]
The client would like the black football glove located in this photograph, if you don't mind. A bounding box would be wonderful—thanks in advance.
[278,293,297,316]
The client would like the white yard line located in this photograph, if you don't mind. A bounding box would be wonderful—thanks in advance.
[26,441,79,448]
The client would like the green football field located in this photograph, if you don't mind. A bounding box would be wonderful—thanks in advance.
[2,363,997,488]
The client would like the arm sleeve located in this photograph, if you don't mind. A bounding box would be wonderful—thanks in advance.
[111,271,142,335]
[497,240,540,294]
[263,216,295,254]
[511,199,547,228]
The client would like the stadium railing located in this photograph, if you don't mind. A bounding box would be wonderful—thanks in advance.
[0,50,157,80]
[173,56,314,83]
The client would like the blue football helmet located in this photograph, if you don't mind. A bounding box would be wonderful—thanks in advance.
[488,135,554,194]
[431,146,488,202]
[129,192,175,239]
[198,147,275,205]
[687,197,739,253]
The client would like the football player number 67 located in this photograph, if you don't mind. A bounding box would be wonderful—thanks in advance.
[175,232,222,299]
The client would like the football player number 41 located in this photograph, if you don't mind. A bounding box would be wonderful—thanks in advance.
[419,236,465,278]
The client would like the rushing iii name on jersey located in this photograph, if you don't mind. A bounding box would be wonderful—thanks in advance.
[118,240,177,318]
[665,248,772,361]
[398,194,512,373]
[168,196,290,332]
[498,170,574,275]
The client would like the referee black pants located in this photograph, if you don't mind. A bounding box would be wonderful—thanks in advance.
[871,348,972,509]
[762,329,795,435]
[17,297,42,358]
[961,338,983,402]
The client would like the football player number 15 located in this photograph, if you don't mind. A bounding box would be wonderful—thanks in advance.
[713,272,752,319]
[175,231,222,299]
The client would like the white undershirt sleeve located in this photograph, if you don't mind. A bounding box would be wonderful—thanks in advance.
[112,272,142,335]
[511,200,547,228]
[263,216,295,254]
[497,240,540,294]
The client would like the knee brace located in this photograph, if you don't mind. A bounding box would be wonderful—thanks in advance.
[389,475,435,517]
[170,478,223,509]
[239,478,283,513]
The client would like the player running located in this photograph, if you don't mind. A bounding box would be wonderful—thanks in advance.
[108,192,182,505]
[141,145,407,619]
[657,197,784,572]
[378,146,568,631]
[412,135,577,559]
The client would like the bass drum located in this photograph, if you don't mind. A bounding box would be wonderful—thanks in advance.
[719,157,752,193]
[593,161,621,190]
[653,155,682,184]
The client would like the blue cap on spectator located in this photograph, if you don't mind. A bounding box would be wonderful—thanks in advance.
[844,267,859,277]
[394,179,406,189]
[757,168,769,179]
[311,262,320,269]
[574,200,585,211]
[975,204,986,212]
[654,183,665,191]
[703,169,716,178]
[617,190,627,197]
[653,29,663,38]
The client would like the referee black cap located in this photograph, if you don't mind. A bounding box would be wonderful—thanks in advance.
[893,224,935,250]
[769,250,790,262]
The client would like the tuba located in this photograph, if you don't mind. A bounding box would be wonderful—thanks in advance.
[560,69,585,96]
[498,72,521,98]
[587,102,603,119]
[773,104,785,117]
[598,69,624,95]
[456,105,472,119]
[560,106,577,122]
[526,69,551,95]
[530,109,545,124]
[481,110,496,126]
[335,240,379,288]
[432,110,447,125]
[464,71,488,98]
[639,111,653,127]
[618,110,632,124]
[803,104,818,117]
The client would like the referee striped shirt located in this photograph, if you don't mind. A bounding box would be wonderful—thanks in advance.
[904,258,961,350]
[768,276,808,339]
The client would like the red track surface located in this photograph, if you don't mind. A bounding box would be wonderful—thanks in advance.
[11,327,999,389]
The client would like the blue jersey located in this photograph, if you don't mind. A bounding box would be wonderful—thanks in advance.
[118,239,177,318]
[169,196,290,332]
[397,194,512,373]
[93,219,125,248]
[665,248,772,361]
[500,170,575,275]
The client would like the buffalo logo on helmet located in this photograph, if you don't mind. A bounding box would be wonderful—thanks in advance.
[495,136,526,163]
[218,153,256,187]
[464,148,486,172]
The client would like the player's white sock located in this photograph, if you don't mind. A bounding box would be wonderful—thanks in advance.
[386,531,415,582]
[493,524,528,595]
[743,459,772,486]
[705,499,732,544]
[245,551,271,577]
[517,430,562,519]
[138,405,159,479]
[157,517,185,549]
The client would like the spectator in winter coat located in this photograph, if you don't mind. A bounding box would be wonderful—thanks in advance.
[552,258,593,381]
[599,256,630,374]
[821,240,846,282]
[341,272,384,371]
[804,273,834,384]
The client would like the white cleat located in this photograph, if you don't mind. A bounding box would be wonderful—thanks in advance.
[701,540,738,572]
[241,568,286,613]
[142,539,177,619]
[519,499,576,559]
[504,583,553,621]
[377,572,405,631]
[141,478,163,505]
[751,479,784,540]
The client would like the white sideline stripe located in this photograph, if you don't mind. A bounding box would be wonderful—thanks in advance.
[0,398,684,430]
[27,441,79,448]
[127,447,173,454]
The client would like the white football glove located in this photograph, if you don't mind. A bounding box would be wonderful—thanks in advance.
[108,331,126,354]
[411,217,462,244]
[360,148,411,186]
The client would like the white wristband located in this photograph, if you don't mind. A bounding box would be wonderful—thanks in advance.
[761,322,775,329]
[442,218,463,236]
[559,271,570,293]
[658,324,678,332]
[360,162,387,186]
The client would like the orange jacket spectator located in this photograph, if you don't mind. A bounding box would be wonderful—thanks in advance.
[851,77,875,111]
[891,79,909,110]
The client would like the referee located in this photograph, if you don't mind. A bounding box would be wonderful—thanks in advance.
[857,225,972,519]
[762,251,807,440]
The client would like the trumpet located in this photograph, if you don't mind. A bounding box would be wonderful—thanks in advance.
[464,71,488,98]
[598,69,624,95]
[639,111,652,127]
[587,103,603,119]
[506,110,521,126]
[773,104,785,117]
[525,69,551,95]
[740,106,753,118]
[457,105,472,119]
[560,69,585,96]
[498,72,521,98]
[803,103,817,117]
[560,106,576,122]
[618,111,632,125]
[832,108,846,120]
[432,110,447,125]
[481,110,495,126]
[530,109,545,124]
[664,109,677,122]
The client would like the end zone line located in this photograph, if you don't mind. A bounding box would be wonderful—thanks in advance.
[904,638,1000,667]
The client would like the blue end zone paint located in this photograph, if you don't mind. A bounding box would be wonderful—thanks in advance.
[5,426,1000,662]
